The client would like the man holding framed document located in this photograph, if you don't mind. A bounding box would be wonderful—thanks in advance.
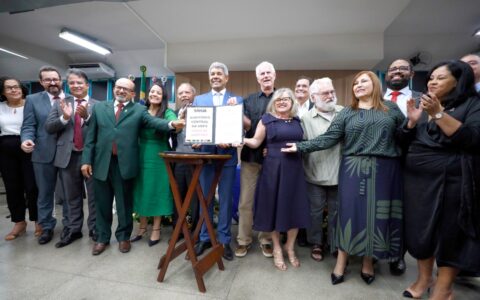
[191,62,243,261]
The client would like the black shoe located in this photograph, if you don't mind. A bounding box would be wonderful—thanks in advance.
[194,241,212,256]
[148,239,160,247]
[38,229,54,245]
[222,244,233,261]
[89,229,98,242]
[55,231,83,248]
[390,258,406,276]
[331,272,345,285]
[60,227,70,240]
[360,271,375,285]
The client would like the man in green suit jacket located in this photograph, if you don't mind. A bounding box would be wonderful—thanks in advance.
[81,78,184,255]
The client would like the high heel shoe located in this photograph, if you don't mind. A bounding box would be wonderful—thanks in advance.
[360,263,375,285]
[5,221,27,241]
[284,246,300,268]
[331,272,345,285]
[273,249,287,271]
[360,271,375,285]
[403,281,433,299]
[130,227,147,242]
[148,228,161,247]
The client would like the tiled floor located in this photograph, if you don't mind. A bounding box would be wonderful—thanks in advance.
[0,196,479,299]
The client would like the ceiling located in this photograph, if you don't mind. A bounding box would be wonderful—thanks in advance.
[0,0,479,81]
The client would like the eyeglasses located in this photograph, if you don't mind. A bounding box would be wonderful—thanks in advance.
[42,78,60,83]
[275,97,291,103]
[114,85,133,92]
[314,90,336,97]
[387,66,410,73]
[4,85,21,91]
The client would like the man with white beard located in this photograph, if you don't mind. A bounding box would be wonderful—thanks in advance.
[301,78,343,261]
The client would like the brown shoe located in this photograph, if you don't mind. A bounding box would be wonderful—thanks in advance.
[235,244,252,257]
[260,243,273,258]
[34,222,43,237]
[5,221,27,241]
[92,242,109,255]
[119,240,131,253]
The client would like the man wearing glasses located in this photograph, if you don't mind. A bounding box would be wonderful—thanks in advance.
[384,59,422,117]
[383,59,421,275]
[21,66,68,245]
[81,78,185,256]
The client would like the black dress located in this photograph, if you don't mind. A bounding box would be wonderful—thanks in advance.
[253,114,310,232]
[400,95,480,272]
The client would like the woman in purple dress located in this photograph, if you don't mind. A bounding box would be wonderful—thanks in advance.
[243,88,310,271]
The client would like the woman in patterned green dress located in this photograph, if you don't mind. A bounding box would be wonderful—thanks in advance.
[130,83,178,246]
[282,71,405,285]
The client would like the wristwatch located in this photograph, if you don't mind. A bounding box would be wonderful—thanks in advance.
[432,111,444,120]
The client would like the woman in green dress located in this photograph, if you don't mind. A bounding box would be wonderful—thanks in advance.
[282,71,405,285]
[131,83,178,246]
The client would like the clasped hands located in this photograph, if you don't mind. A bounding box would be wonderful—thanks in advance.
[406,93,444,128]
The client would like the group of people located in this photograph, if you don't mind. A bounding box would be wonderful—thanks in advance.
[1,53,480,300]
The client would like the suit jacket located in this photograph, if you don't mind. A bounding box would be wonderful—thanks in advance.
[81,100,171,181]
[21,91,62,163]
[45,96,98,168]
[192,91,243,167]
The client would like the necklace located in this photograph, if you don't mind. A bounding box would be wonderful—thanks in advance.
[7,100,24,114]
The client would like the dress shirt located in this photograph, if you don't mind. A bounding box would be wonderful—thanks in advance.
[297,99,312,118]
[60,95,90,125]
[212,89,226,106]
[301,106,343,186]
[48,92,65,106]
[384,86,412,116]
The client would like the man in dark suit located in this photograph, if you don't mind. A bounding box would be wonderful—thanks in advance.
[45,69,98,248]
[192,62,243,261]
[172,83,199,230]
[21,66,68,245]
[383,58,421,275]
[81,78,184,256]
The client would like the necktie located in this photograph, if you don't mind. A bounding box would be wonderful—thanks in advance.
[391,91,401,103]
[112,103,125,155]
[73,99,84,150]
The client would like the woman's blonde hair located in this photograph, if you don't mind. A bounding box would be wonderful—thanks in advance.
[350,71,387,111]
[265,88,298,118]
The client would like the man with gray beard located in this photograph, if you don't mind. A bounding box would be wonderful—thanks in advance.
[301,78,343,261]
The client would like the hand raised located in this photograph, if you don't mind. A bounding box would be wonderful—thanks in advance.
[60,98,73,120]
[76,102,89,119]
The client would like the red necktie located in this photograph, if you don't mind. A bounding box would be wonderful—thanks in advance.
[112,103,124,155]
[73,99,84,150]
[391,91,401,103]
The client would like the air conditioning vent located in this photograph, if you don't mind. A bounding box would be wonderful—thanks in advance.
[68,62,115,79]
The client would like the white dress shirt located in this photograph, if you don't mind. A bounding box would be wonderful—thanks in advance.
[212,89,226,106]
[384,86,412,117]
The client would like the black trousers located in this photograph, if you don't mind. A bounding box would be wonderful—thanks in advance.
[0,135,38,222]
[172,163,199,229]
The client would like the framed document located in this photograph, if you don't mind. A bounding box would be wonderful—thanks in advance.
[185,104,243,145]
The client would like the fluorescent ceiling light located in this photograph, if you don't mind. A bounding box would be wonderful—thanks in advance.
[0,47,28,59]
[475,29,480,37]
[59,29,112,55]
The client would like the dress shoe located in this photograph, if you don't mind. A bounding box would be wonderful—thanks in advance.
[60,227,70,240]
[130,227,147,243]
[360,271,376,285]
[222,244,234,261]
[92,242,109,255]
[194,241,212,256]
[390,258,406,275]
[331,272,345,285]
[38,229,54,245]
[148,228,161,247]
[118,240,131,253]
[235,244,252,257]
[55,231,83,248]
[89,229,98,242]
